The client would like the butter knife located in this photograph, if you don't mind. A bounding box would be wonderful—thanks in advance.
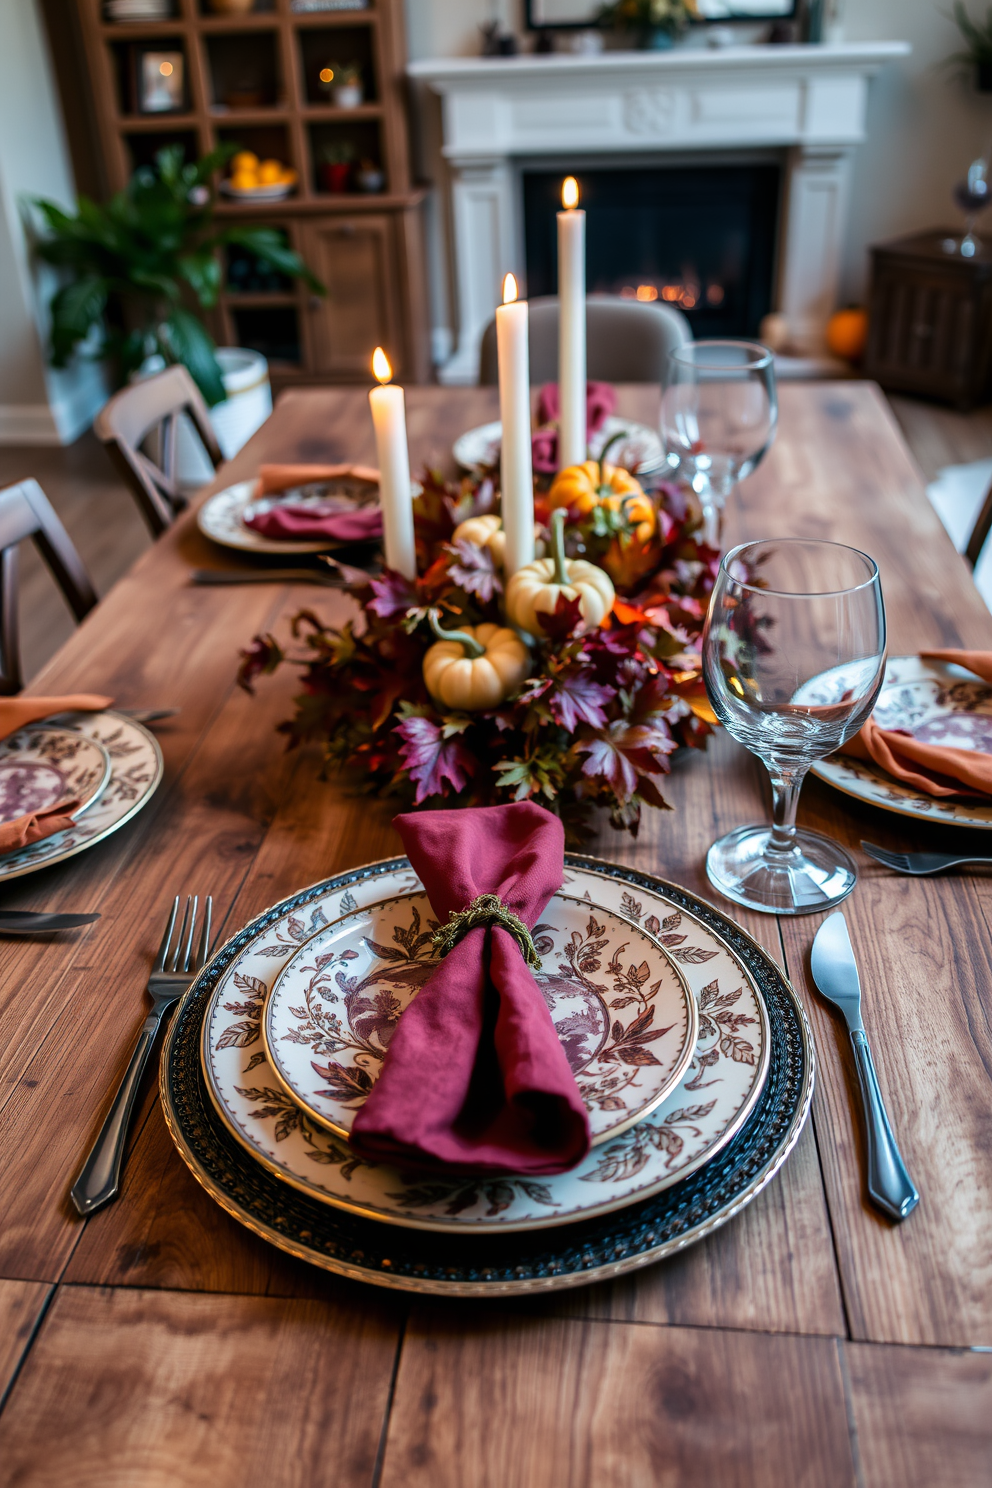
[0,911,100,933]
[191,568,345,588]
[810,911,919,1222]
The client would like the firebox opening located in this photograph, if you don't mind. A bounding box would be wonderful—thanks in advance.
[522,160,782,339]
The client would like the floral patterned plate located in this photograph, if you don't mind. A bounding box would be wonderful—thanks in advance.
[195,859,769,1235]
[0,712,163,882]
[811,654,992,829]
[0,727,110,825]
[261,889,698,1147]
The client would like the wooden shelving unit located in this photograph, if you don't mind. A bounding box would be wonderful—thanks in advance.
[73,0,430,384]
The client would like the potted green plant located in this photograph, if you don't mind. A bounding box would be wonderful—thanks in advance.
[319,61,364,109]
[596,0,698,49]
[31,142,323,406]
[950,2,992,91]
[319,140,356,194]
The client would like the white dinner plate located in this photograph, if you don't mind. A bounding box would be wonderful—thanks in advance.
[197,479,389,556]
[260,887,698,1147]
[811,654,992,829]
[0,727,110,825]
[453,416,667,477]
[200,859,769,1234]
[0,712,163,881]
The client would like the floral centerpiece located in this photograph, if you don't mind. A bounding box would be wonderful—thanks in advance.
[239,447,719,843]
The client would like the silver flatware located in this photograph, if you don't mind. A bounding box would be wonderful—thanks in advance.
[191,568,345,588]
[862,840,992,877]
[810,911,919,1222]
[0,910,99,933]
[118,707,180,725]
[70,893,212,1217]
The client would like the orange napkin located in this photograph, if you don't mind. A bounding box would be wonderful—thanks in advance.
[0,799,81,855]
[0,694,112,855]
[838,650,992,798]
[256,463,380,497]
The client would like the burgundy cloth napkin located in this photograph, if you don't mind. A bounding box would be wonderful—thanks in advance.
[532,382,618,475]
[349,802,592,1175]
[243,503,383,544]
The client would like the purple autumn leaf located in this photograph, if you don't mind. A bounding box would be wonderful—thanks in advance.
[548,670,613,732]
[367,568,418,620]
[395,713,475,803]
[447,539,502,603]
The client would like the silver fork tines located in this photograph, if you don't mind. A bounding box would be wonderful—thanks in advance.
[71,892,213,1217]
[862,841,992,876]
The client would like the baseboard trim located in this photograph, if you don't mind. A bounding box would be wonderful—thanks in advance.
[0,404,64,445]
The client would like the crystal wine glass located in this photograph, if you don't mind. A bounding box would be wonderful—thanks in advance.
[660,340,778,548]
[951,156,991,258]
[702,538,886,915]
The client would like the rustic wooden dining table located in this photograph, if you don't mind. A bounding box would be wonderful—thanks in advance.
[0,381,989,1486]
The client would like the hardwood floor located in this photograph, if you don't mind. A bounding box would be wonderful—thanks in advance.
[0,434,150,686]
[6,389,992,689]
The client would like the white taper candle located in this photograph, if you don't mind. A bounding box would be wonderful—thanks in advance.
[368,347,416,580]
[557,176,586,471]
[496,273,535,578]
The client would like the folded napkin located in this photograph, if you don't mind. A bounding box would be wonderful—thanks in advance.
[255,463,380,497]
[0,798,81,856]
[244,503,383,544]
[349,802,592,1175]
[838,649,992,797]
[0,694,111,854]
[532,382,617,475]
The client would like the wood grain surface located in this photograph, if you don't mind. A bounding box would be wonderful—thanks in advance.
[0,383,989,1482]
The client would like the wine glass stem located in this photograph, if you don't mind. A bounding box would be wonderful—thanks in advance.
[766,765,808,857]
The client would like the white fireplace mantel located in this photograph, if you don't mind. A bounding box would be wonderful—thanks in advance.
[408,43,910,383]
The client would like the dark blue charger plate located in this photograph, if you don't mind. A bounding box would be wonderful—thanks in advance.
[161,855,814,1296]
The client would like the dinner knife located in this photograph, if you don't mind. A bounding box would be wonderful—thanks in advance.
[191,568,345,588]
[0,911,100,933]
[810,912,919,1222]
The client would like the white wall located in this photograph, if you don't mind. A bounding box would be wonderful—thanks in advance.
[404,0,987,352]
[0,0,106,444]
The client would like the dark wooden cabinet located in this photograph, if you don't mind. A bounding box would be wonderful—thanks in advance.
[864,230,992,410]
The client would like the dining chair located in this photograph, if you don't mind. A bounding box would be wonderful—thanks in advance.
[478,294,692,386]
[966,478,992,569]
[0,478,98,695]
[94,365,222,538]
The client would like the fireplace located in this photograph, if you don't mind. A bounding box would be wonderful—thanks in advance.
[523,161,781,339]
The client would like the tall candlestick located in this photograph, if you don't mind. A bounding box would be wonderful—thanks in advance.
[557,175,586,470]
[368,346,416,580]
[496,272,535,578]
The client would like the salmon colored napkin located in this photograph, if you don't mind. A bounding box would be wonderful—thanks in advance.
[838,649,992,797]
[0,694,111,854]
[255,463,380,497]
[349,802,591,1176]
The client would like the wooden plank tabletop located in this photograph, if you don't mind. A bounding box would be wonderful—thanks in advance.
[0,383,990,1486]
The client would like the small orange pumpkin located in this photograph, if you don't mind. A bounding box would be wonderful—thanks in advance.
[826,307,868,363]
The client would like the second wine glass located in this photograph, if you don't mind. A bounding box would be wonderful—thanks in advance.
[660,340,778,547]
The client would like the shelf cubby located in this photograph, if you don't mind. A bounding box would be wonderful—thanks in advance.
[297,25,376,106]
[204,30,284,111]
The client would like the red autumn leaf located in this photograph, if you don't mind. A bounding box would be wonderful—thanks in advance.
[536,591,585,643]
[548,670,613,732]
[395,714,475,803]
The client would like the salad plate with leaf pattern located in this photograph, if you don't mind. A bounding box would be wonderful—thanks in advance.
[260,889,697,1147]
[0,712,163,881]
[194,859,770,1235]
[0,726,110,825]
[811,654,992,829]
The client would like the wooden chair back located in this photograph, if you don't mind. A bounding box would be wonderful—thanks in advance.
[966,480,992,569]
[94,365,222,537]
[0,479,98,696]
[478,295,693,387]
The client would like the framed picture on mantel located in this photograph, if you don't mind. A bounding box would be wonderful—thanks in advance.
[526,0,797,25]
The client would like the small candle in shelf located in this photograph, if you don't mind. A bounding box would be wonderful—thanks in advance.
[368,347,416,580]
[495,273,535,578]
[557,175,586,471]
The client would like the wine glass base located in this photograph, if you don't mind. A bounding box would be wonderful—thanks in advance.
[706,825,858,916]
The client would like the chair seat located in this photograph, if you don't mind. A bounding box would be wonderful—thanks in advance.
[478,295,692,387]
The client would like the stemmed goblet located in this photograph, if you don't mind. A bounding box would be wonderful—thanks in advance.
[702,538,886,915]
[660,340,778,547]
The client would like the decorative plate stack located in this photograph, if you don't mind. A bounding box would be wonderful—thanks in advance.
[162,854,814,1296]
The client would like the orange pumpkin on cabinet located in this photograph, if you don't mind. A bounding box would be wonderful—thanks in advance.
[826,307,868,363]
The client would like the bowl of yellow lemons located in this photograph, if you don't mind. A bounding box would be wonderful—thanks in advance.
[221,152,298,202]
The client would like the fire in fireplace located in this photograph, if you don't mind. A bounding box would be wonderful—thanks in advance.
[523,161,781,338]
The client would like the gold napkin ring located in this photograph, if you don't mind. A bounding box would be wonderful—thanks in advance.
[431,892,541,970]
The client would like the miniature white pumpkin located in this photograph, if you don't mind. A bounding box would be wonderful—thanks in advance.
[504,509,615,637]
[452,513,544,569]
[422,616,529,711]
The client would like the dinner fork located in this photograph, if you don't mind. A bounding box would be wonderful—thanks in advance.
[861,841,992,877]
[70,894,212,1217]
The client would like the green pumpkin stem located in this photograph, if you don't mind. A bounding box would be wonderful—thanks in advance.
[429,610,486,659]
[550,508,570,586]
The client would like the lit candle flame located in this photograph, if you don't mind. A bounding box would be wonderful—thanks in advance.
[502,273,518,305]
[561,176,579,211]
[372,346,392,384]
